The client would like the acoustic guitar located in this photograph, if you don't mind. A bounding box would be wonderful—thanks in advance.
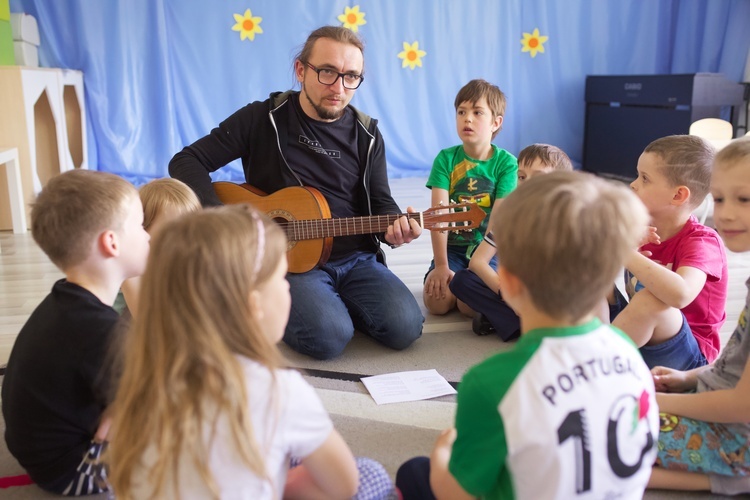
[213,182,486,273]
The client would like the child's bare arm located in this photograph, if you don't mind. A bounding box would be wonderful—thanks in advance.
[656,356,750,423]
[94,408,112,443]
[429,428,474,500]
[285,429,359,499]
[626,251,707,309]
[468,241,499,293]
[467,199,503,293]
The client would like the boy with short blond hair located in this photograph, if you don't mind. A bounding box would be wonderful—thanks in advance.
[397,171,658,499]
[423,79,517,316]
[612,135,728,370]
[2,169,150,495]
[450,143,573,339]
[647,137,750,497]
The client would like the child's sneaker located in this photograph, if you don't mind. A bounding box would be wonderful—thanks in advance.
[472,313,496,336]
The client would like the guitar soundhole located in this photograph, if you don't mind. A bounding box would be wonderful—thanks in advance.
[267,209,297,251]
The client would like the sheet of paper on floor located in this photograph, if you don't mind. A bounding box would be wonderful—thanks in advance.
[361,369,457,405]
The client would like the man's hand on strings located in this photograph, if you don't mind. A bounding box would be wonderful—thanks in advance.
[385,206,422,247]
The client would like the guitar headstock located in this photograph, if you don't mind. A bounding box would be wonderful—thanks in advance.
[421,203,486,232]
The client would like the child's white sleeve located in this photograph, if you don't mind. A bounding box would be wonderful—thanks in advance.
[281,370,334,459]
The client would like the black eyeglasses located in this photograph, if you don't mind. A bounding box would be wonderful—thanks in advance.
[305,62,364,90]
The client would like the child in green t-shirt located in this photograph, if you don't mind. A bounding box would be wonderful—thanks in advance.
[423,79,517,316]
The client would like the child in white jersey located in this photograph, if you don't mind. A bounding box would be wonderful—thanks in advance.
[397,171,658,499]
[647,137,750,496]
[108,204,393,499]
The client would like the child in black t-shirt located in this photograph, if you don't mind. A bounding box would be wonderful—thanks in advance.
[1,170,150,495]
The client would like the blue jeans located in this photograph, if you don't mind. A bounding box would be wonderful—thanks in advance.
[284,251,424,360]
[639,314,707,371]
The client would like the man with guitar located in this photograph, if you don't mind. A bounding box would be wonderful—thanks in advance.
[169,26,424,360]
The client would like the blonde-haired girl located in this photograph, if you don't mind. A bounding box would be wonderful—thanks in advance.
[108,204,391,499]
[118,177,201,317]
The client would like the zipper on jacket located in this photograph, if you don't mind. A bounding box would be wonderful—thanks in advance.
[358,119,375,216]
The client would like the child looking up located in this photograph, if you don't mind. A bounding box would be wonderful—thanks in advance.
[612,135,728,370]
[1,170,150,495]
[118,177,201,317]
[647,138,750,496]
[450,143,573,339]
[423,79,517,316]
[108,204,392,499]
[397,171,658,499]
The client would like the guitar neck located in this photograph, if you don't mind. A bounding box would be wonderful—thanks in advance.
[282,213,423,241]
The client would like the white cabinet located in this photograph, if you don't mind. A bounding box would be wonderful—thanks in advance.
[0,66,86,231]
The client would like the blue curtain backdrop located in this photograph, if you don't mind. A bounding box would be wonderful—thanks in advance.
[9,0,750,185]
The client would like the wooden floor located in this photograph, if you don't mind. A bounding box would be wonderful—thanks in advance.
[0,232,63,365]
[0,176,748,366]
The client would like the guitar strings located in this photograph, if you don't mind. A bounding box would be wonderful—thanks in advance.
[272,207,477,236]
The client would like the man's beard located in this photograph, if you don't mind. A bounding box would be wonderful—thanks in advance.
[304,88,345,121]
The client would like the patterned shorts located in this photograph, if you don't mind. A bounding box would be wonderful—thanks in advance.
[656,412,750,477]
[61,440,110,496]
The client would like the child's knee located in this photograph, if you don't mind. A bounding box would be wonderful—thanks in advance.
[456,299,475,317]
[424,293,457,315]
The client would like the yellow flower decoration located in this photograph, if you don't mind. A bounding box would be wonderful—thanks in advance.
[397,41,426,70]
[520,28,548,58]
[232,9,263,41]
[338,5,366,32]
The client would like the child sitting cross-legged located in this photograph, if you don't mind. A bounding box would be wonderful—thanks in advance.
[450,143,573,340]
[647,137,750,496]
[423,79,517,316]
[396,171,659,499]
[612,135,728,370]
